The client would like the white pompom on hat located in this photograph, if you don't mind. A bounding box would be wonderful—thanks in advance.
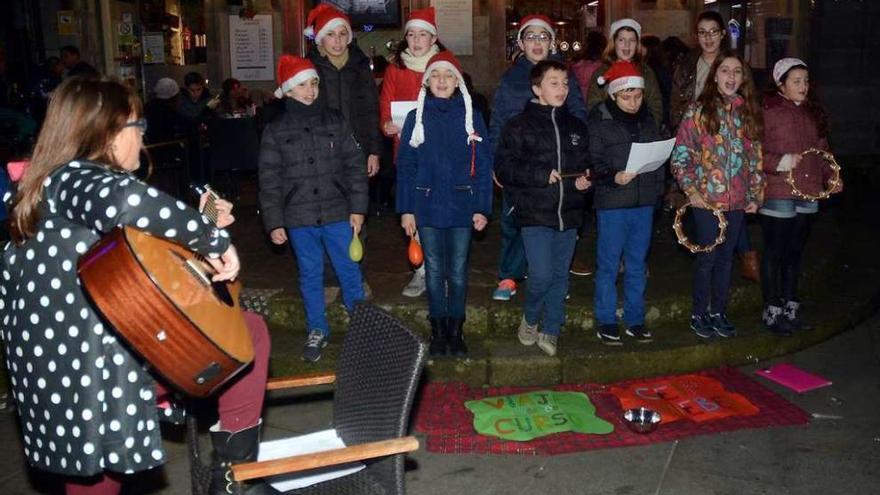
[610,18,642,40]
[405,7,437,36]
[772,57,807,86]
[517,14,556,43]
[409,51,482,148]
[153,77,180,99]
[304,3,352,46]
[598,60,644,97]
[274,54,319,99]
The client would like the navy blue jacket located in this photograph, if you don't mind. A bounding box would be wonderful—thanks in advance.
[396,94,493,229]
[489,55,588,148]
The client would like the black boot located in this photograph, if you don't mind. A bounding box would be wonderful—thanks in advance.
[210,421,281,495]
[447,317,468,357]
[428,317,448,356]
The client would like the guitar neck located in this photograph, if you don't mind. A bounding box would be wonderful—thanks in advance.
[202,190,220,225]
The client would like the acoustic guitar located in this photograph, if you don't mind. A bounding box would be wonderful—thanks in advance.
[78,186,254,397]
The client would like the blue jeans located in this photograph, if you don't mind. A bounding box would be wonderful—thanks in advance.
[594,207,654,326]
[497,192,527,281]
[692,209,745,315]
[288,221,364,334]
[521,226,578,336]
[418,226,472,319]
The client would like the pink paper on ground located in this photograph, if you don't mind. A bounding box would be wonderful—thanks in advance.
[755,363,832,393]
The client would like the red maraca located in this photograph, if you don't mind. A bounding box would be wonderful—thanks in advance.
[408,235,423,267]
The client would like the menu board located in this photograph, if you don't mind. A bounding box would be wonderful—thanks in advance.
[433,0,473,56]
[229,14,274,81]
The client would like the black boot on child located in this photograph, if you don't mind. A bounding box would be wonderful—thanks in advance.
[428,317,448,356]
[447,317,468,357]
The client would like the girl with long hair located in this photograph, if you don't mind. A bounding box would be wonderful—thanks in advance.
[759,58,841,335]
[2,77,274,495]
[671,51,764,340]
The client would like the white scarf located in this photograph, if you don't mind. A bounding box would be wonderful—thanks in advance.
[400,45,440,72]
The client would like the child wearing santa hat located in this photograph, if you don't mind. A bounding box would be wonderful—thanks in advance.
[489,13,588,304]
[587,60,665,346]
[396,51,493,357]
[586,18,663,127]
[495,60,592,357]
[379,6,446,298]
[304,3,381,305]
[258,54,368,363]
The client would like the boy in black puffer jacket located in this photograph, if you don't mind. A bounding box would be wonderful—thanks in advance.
[588,60,665,346]
[495,60,592,357]
[258,55,368,363]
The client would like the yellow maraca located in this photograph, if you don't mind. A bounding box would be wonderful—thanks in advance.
[349,229,363,262]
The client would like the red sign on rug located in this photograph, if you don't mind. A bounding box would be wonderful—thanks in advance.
[610,374,759,423]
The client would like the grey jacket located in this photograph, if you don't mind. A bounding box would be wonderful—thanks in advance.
[258,99,368,231]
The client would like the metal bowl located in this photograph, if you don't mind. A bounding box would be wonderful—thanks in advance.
[623,407,662,434]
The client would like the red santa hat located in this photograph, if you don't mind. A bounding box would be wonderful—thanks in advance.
[597,60,644,97]
[274,55,319,99]
[304,3,353,46]
[517,14,556,43]
[405,7,437,36]
[610,18,642,39]
[409,51,481,148]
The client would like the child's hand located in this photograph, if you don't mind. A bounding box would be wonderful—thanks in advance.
[350,214,365,235]
[383,120,401,136]
[401,214,416,237]
[614,171,636,186]
[473,213,488,231]
[270,228,288,245]
[744,202,759,214]
[548,169,561,184]
[367,154,380,177]
[688,192,709,209]
[575,176,592,191]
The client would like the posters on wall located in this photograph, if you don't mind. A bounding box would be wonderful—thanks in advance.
[433,0,473,56]
[229,14,274,81]
[142,33,165,64]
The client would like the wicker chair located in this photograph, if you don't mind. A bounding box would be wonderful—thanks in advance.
[189,303,427,494]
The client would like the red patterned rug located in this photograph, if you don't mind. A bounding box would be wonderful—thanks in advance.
[413,367,811,455]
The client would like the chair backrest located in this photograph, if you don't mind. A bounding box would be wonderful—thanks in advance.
[333,303,427,494]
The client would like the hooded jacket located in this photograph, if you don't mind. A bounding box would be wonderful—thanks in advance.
[396,94,493,228]
[495,101,589,230]
[308,42,382,156]
[258,98,368,230]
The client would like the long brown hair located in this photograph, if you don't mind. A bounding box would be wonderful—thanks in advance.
[601,26,643,65]
[9,76,143,243]
[695,50,762,140]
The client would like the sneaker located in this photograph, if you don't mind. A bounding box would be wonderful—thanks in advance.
[625,325,653,343]
[492,279,517,301]
[569,259,593,276]
[690,314,715,340]
[402,269,426,298]
[596,324,623,346]
[783,300,812,332]
[517,316,538,346]
[709,313,737,338]
[323,286,340,306]
[762,305,792,337]
[537,333,558,356]
[302,330,329,362]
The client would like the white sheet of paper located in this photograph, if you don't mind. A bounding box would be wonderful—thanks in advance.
[257,428,365,491]
[391,101,418,129]
[624,138,676,175]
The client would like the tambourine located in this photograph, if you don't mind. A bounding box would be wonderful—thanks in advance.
[785,148,842,201]
[672,202,728,254]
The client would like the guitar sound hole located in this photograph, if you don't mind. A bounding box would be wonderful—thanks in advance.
[212,281,234,307]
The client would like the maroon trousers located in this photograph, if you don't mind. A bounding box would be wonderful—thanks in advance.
[65,311,271,495]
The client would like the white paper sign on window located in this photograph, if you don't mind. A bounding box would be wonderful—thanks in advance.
[433,0,473,56]
[229,14,274,81]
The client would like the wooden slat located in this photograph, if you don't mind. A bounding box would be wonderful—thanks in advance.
[231,436,419,482]
[266,373,336,390]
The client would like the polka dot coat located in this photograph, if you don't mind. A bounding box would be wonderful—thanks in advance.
[0,160,231,476]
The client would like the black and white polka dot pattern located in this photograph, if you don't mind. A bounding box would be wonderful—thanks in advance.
[0,160,231,476]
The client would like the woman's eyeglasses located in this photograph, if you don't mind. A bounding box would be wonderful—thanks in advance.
[697,29,723,39]
[123,119,148,135]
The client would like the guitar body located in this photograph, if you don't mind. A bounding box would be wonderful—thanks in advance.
[78,226,254,397]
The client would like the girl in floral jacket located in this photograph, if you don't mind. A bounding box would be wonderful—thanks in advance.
[671,50,764,340]
[759,58,842,335]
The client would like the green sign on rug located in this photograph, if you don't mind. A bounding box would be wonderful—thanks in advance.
[465,391,614,441]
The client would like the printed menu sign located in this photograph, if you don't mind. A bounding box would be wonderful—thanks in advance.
[229,14,274,81]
